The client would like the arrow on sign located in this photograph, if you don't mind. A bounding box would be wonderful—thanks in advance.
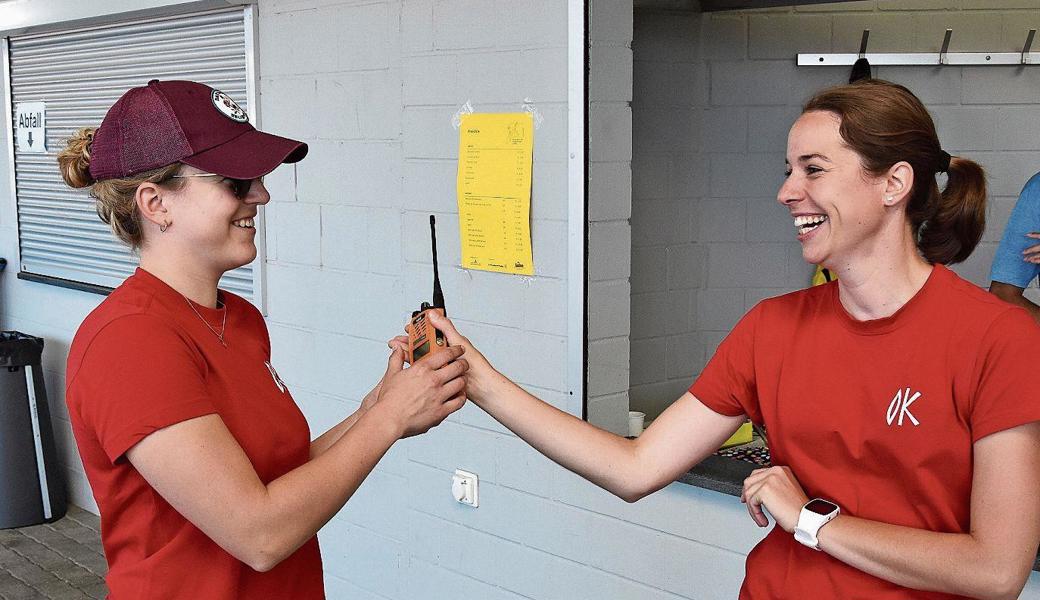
[27,131,34,147]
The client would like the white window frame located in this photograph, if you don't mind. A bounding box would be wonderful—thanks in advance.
[2,3,267,312]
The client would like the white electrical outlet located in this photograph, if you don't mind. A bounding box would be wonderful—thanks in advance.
[451,469,479,507]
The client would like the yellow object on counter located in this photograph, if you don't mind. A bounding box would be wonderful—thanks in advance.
[721,422,754,448]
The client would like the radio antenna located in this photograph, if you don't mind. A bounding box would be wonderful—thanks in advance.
[430,215,445,312]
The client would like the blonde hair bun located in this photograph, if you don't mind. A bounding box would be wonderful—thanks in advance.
[57,127,97,188]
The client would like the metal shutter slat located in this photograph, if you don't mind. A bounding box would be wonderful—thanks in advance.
[9,8,254,300]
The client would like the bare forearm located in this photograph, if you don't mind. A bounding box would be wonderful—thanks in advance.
[476,372,643,500]
[248,410,400,570]
[309,407,367,459]
[818,515,1029,600]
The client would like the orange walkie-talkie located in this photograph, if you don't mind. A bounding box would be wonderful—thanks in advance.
[406,215,448,364]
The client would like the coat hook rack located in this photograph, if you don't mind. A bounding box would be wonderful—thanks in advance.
[799,28,1040,67]
[939,29,952,65]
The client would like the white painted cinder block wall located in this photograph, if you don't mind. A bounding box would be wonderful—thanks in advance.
[1,1,1037,598]
[630,1,1040,423]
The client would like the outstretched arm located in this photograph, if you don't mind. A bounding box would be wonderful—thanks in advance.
[429,312,745,502]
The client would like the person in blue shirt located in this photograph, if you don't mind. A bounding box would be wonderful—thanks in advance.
[990,171,1040,323]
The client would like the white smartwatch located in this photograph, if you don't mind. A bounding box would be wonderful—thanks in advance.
[793,498,840,551]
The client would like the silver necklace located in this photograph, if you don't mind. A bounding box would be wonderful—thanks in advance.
[182,294,228,347]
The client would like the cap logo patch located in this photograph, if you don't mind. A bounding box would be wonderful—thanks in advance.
[211,89,248,123]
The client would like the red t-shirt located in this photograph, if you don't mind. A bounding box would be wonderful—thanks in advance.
[691,264,1040,600]
[66,268,324,599]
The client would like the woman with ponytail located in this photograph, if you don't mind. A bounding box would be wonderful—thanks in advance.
[59,81,468,599]
[423,80,1040,599]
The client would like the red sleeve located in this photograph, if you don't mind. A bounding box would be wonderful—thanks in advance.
[689,303,762,422]
[73,314,217,463]
[970,308,1040,442]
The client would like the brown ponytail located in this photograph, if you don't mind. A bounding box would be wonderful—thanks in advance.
[803,80,987,265]
[917,157,987,264]
[57,128,184,250]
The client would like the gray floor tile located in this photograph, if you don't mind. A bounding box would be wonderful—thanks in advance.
[0,508,106,600]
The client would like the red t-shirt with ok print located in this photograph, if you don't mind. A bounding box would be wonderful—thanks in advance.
[691,264,1040,600]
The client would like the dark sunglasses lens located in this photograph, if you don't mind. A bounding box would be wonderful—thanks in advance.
[231,177,263,198]
[232,178,250,198]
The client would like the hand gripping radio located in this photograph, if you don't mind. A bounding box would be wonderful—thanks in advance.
[406,215,448,364]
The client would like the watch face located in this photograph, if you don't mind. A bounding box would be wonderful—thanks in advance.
[805,499,838,515]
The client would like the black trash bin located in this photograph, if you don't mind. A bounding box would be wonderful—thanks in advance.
[0,331,67,528]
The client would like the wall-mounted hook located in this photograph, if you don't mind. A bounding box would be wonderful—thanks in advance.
[858,29,870,59]
[939,29,953,65]
[1023,29,1036,65]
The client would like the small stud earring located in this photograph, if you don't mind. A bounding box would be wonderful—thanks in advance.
[885,195,894,203]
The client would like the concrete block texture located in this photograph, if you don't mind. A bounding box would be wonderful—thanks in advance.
[993,106,1040,151]
[590,103,635,162]
[632,244,669,293]
[586,392,631,435]
[634,61,708,108]
[634,105,700,155]
[710,60,797,107]
[633,11,699,63]
[591,44,635,103]
[1000,12,1040,52]
[588,336,631,397]
[929,106,997,152]
[748,106,802,153]
[403,54,459,106]
[700,14,748,61]
[710,152,786,198]
[963,66,1040,105]
[696,196,748,242]
[269,201,322,266]
[589,161,634,221]
[296,140,402,207]
[965,0,1040,7]
[631,198,693,247]
[590,0,635,45]
[749,14,832,59]
[878,0,959,9]
[433,0,509,50]
[458,51,524,104]
[910,12,1005,52]
[263,3,391,75]
[589,220,633,282]
[589,279,632,340]
[795,1,876,10]
[521,48,570,103]
[831,14,921,54]
[401,0,435,53]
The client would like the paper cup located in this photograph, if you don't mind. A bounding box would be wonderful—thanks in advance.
[628,411,645,437]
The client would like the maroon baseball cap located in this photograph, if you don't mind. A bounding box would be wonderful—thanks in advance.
[88,79,307,181]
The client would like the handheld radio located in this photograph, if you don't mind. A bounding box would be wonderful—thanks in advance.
[406,215,448,364]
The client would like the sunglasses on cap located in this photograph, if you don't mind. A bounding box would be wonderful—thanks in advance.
[170,172,262,199]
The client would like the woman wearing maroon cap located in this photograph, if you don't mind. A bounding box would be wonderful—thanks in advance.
[57,80,468,599]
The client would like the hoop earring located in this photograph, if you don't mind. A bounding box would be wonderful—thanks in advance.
[160,221,169,233]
